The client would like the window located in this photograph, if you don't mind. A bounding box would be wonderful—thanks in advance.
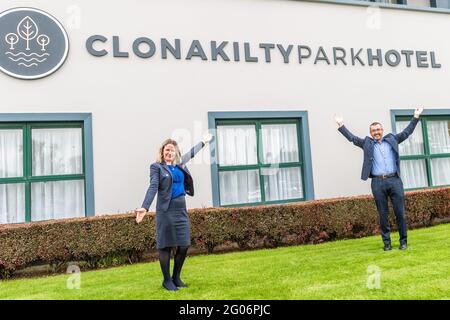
[366,0,406,4]
[0,116,93,224]
[431,0,450,8]
[309,0,450,10]
[395,115,450,189]
[364,0,444,6]
[407,0,433,7]
[210,113,314,207]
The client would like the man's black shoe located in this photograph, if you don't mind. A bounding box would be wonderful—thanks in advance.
[383,244,392,251]
[399,244,407,250]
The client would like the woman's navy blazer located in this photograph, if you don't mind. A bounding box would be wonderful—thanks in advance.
[141,141,205,212]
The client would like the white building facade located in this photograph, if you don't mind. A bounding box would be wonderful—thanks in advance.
[0,0,449,224]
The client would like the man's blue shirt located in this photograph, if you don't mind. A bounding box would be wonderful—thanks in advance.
[371,138,397,176]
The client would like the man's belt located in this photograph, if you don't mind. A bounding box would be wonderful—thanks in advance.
[372,173,398,179]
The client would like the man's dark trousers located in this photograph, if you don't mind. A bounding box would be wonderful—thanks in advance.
[371,175,407,246]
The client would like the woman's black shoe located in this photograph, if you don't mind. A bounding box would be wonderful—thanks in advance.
[383,244,392,251]
[172,277,188,288]
[162,280,178,291]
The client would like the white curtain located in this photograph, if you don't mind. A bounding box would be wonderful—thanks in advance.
[436,0,450,9]
[217,123,302,205]
[0,129,24,224]
[0,183,25,224]
[216,125,257,166]
[219,170,260,205]
[400,160,428,189]
[427,121,450,155]
[431,158,450,186]
[32,128,83,176]
[396,121,426,188]
[396,121,424,156]
[427,121,450,186]
[260,124,302,201]
[30,128,84,221]
[262,167,303,201]
[261,124,299,164]
[31,180,85,221]
[217,124,260,205]
[397,120,450,188]
[0,129,23,178]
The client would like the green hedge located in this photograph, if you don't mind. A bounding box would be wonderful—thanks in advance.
[0,187,449,278]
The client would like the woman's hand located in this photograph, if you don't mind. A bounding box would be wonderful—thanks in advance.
[334,114,344,128]
[135,208,147,224]
[414,107,424,118]
[202,132,213,145]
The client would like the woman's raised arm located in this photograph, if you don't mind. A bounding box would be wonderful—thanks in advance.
[181,132,213,164]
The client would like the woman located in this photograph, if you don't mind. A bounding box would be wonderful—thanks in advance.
[135,132,213,291]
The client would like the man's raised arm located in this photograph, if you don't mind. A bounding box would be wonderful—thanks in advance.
[394,107,423,144]
[335,115,365,149]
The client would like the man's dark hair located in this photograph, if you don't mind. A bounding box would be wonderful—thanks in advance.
[369,122,383,129]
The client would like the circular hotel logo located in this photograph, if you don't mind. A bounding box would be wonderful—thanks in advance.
[0,8,69,80]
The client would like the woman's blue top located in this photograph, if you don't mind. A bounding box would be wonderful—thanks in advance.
[168,165,186,199]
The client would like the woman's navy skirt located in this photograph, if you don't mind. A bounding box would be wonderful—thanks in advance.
[155,195,191,249]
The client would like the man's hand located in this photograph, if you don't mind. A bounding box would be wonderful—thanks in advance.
[334,115,344,128]
[135,208,147,224]
[202,132,213,145]
[414,107,424,118]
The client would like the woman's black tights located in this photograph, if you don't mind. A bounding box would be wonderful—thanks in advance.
[158,246,189,291]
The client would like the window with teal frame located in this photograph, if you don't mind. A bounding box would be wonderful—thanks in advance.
[431,0,450,9]
[0,121,87,224]
[214,118,306,207]
[300,0,450,12]
[395,115,450,190]
[366,0,405,4]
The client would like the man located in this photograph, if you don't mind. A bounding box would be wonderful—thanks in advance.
[335,107,424,251]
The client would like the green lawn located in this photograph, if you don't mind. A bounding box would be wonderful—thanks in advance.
[1,223,450,300]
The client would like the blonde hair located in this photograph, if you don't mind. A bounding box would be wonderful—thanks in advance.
[156,138,182,164]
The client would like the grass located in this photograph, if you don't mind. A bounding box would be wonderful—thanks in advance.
[1,223,450,300]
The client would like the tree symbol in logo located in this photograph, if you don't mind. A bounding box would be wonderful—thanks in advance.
[4,16,50,51]
[18,16,38,50]
[37,35,50,51]
[5,33,19,50]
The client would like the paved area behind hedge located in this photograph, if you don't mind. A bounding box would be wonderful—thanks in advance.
[1,223,449,300]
